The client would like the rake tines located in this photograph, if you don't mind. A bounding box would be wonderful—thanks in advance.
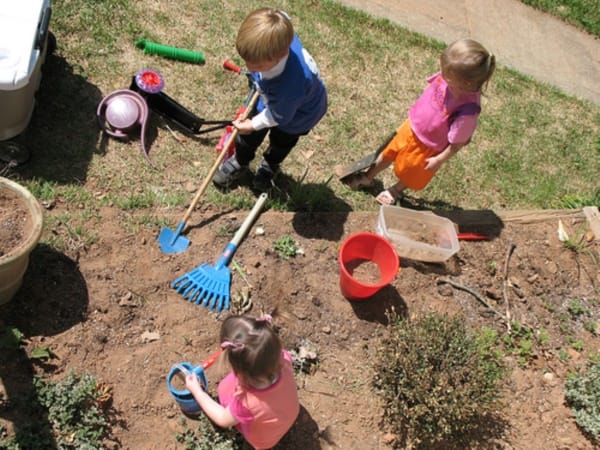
[172,265,231,312]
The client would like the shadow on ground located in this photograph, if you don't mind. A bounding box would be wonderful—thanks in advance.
[11,53,104,184]
[0,245,88,448]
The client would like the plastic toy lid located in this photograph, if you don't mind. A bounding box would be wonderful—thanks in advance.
[105,96,142,130]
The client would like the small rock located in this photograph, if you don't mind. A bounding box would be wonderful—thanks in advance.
[527,273,539,283]
[543,372,556,386]
[437,284,453,297]
[294,310,308,320]
[41,199,56,209]
[382,433,396,444]
[557,437,573,449]
[118,291,136,307]
[322,326,331,334]
[485,288,502,301]
[255,226,265,236]
[141,331,160,343]
[95,333,108,344]
[512,287,525,299]
[337,331,349,341]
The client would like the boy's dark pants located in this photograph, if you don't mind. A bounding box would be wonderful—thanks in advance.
[234,127,301,170]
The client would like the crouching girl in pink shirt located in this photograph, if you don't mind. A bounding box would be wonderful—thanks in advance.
[185,314,299,449]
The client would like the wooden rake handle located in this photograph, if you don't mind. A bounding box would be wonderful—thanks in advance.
[215,192,268,269]
[181,90,260,224]
[231,193,268,246]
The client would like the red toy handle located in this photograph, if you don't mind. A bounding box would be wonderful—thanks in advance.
[223,60,242,74]
[457,232,490,241]
[201,349,222,369]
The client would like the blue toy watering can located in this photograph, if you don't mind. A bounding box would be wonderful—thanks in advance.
[166,362,208,415]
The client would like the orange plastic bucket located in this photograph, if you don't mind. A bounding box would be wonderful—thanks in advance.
[338,232,399,300]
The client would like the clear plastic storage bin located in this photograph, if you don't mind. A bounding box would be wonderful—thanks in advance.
[376,205,459,263]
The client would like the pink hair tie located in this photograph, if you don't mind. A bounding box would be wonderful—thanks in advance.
[256,314,272,324]
[221,341,243,349]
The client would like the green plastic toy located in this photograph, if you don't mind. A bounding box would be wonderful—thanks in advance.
[135,39,205,64]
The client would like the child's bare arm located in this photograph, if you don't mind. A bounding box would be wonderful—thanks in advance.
[424,143,464,171]
[365,154,394,182]
[186,374,239,428]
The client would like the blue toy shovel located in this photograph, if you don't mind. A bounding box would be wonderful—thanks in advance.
[157,90,259,254]
[171,192,267,311]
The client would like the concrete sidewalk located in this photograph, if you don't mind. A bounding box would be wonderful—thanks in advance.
[337,0,600,105]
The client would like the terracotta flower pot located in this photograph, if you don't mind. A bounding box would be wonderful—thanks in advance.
[0,177,43,304]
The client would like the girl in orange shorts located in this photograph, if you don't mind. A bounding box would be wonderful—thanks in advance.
[350,39,495,205]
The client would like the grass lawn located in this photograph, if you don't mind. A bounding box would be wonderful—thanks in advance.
[518,0,600,36]
[17,0,600,215]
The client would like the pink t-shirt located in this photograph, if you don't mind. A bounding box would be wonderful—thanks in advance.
[408,72,481,152]
[218,350,300,449]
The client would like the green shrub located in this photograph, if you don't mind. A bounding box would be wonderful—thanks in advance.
[373,313,506,448]
[565,358,600,444]
[34,372,109,449]
[176,413,245,449]
[0,372,110,449]
[273,236,298,259]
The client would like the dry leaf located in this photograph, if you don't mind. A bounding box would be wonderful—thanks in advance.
[301,150,315,160]
[141,331,160,343]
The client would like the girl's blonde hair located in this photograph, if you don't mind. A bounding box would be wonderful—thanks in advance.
[236,8,294,63]
[220,314,282,386]
[441,39,496,91]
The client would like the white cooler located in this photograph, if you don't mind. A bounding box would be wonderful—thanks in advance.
[0,0,52,141]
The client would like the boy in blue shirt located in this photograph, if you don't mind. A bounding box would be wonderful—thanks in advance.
[213,8,328,191]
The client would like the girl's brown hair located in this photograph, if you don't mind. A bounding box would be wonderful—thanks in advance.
[220,314,282,386]
[236,8,294,63]
[441,38,496,91]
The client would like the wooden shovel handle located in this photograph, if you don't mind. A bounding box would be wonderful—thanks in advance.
[181,90,260,223]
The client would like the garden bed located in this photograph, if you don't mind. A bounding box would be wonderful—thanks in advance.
[1,205,598,449]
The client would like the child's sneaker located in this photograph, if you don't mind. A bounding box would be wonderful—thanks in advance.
[213,156,246,187]
[252,160,277,191]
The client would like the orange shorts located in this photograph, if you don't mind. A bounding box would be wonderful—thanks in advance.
[381,119,438,190]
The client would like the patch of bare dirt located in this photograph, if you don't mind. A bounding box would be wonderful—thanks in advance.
[0,187,32,258]
[1,200,599,450]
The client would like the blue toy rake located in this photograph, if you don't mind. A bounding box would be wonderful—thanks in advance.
[171,193,267,311]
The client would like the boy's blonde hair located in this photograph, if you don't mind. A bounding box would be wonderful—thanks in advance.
[441,39,496,91]
[236,8,294,63]
[220,314,282,386]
